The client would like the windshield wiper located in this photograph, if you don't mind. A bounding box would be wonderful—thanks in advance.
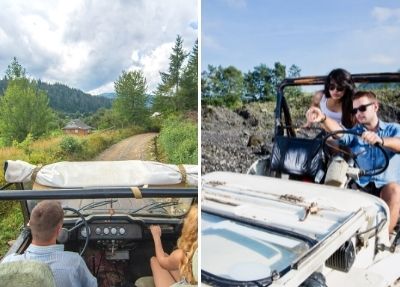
[148,201,179,211]
[131,200,180,214]
[78,199,118,212]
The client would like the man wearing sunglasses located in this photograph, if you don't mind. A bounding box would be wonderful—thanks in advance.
[306,90,400,234]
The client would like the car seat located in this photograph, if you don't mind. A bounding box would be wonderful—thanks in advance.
[270,135,326,181]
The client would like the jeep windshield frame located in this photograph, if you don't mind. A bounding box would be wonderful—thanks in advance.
[0,184,198,221]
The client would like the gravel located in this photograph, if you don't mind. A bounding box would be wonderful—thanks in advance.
[201,103,275,174]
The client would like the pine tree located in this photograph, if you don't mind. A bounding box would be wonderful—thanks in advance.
[113,70,149,126]
[5,57,26,80]
[178,40,198,110]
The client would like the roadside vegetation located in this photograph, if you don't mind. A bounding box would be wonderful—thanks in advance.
[158,116,197,164]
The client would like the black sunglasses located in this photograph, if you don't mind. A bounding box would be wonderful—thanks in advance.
[351,103,374,114]
[329,84,345,92]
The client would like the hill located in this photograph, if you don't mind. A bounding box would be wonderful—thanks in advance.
[98,92,116,99]
[0,79,112,115]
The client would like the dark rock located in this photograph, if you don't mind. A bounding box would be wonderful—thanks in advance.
[247,135,264,147]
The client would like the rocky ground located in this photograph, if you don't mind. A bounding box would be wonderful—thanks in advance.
[201,102,276,174]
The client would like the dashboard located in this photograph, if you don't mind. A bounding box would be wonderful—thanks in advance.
[79,221,142,240]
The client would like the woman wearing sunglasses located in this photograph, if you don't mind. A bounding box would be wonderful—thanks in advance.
[310,68,356,128]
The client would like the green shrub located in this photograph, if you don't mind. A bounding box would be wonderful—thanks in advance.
[158,117,197,164]
[13,133,34,156]
[0,201,23,256]
[59,136,83,155]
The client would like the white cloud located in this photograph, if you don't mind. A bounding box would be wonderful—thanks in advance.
[0,27,8,43]
[0,0,197,93]
[372,7,400,23]
[128,43,174,93]
[88,82,115,96]
[334,25,400,72]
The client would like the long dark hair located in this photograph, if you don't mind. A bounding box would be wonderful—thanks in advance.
[323,68,355,128]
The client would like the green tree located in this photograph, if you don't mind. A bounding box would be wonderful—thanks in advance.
[113,70,149,126]
[177,39,198,110]
[272,62,286,92]
[5,57,26,80]
[167,35,188,94]
[244,64,274,101]
[154,35,188,113]
[0,78,55,144]
[288,64,301,78]
[286,65,302,98]
[201,65,244,108]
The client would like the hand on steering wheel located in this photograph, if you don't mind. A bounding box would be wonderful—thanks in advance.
[322,130,389,177]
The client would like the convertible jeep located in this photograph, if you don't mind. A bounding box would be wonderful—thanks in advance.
[0,160,198,287]
[202,73,400,287]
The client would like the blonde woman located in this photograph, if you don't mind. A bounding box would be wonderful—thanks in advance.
[150,204,198,287]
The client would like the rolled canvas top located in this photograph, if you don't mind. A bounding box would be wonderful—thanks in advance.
[5,160,197,188]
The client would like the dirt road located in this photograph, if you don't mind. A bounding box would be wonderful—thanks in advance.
[94,132,158,161]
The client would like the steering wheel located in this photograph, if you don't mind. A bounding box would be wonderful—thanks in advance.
[322,130,389,177]
[59,206,90,256]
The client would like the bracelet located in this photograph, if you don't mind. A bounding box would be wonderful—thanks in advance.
[320,114,327,123]
[380,137,384,146]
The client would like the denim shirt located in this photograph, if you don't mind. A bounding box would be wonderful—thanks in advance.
[339,120,400,188]
[2,244,97,287]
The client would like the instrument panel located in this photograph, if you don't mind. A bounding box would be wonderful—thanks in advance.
[78,222,142,240]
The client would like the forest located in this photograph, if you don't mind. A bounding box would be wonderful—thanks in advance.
[0,78,112,115]
[202,62,301,107]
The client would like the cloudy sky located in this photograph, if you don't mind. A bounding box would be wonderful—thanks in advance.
[202,0,400,76]
[0,0,198,95]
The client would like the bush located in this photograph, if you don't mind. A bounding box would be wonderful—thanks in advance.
[59,136,83,155]
[158,116,197,164]
[0,201,23,256]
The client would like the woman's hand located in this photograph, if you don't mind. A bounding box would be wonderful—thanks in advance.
[305,107,325,126]
[150,225,162,238]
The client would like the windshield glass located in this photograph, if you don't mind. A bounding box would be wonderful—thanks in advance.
[202,211,309,281]
[28,198,194,217]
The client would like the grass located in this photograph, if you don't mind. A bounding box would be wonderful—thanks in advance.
[158,116,198,164]
[0,201,24,256]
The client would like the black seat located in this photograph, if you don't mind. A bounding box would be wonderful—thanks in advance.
[270,135,326,180]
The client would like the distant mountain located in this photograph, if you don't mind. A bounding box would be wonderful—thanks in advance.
[0,79,112,115]
[97,92,116,99]
[38,81,112,114]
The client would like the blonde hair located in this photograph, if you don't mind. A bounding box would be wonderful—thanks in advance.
[177,204,198,284]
